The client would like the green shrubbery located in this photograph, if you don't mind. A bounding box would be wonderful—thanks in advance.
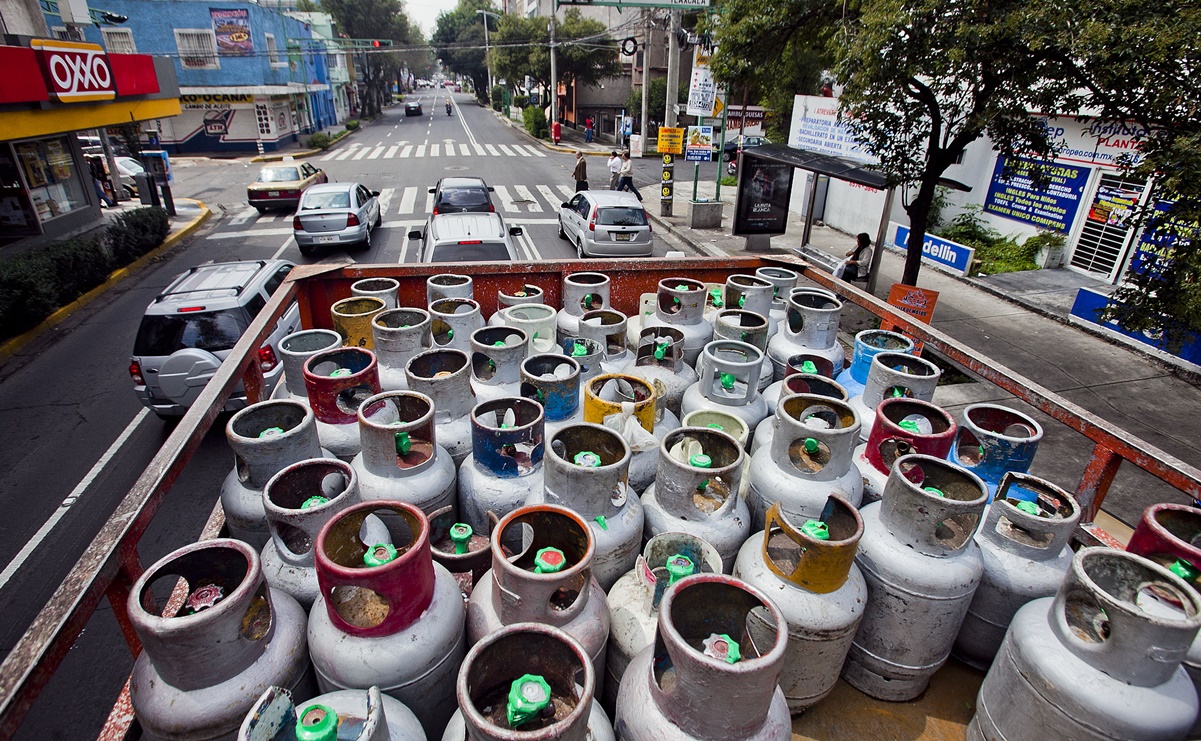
[0,207,170,339]
[491,85,504,111]
[344,119,360,131]
[523,106,549,139]
[512,95,528,109]
[936,205,1046,274]
[307,132,332,150]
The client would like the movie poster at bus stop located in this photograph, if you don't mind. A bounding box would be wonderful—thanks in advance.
[211,8,253,56]
[732,156,794,235]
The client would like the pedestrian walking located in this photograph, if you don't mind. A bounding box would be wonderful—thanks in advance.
[584,116,594,143]
[572,151,589,191]
[617,152,641,201]
[88,156,115,208]
[607,151,622,190]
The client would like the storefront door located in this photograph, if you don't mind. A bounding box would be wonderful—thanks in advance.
[1068,173,1149,282]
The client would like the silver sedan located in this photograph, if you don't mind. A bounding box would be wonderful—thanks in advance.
[292,182,381,256]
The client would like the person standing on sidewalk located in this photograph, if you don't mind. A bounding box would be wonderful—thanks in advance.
[572,151,589,192]
[607,151,622,190]
[584,116,594,143]
[617,152,642,201]
[88,156,115,208]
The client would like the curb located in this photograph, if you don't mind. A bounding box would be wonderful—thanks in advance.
[248,122,368,163]
[492,110,612,156]
[0,201,211,364]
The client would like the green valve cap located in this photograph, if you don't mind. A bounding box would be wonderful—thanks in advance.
[689,454,712,469]
[892,387,904,398]
[301,495,329,510]
[706,423,724,430]
[702,633,741,664]
[654,342,668,360]
[450,523,473,554]
[1170,559,1199,583]
[296,704,338,741]
[708,288,723,307]
[801,360,818,374]
[898,419,921,432]
[329,368,352,377]
[720,372,735,390]
[515,291,527,297]
[533,547,566,574]
[395,431,411,455]
[258,426,285,438]
[446,329,454,339]
[594,515,608,531]
[923,486,945,498]
[572,342,588,357]
[675,284,690,292]
[665,554,695,584]
[574,451,602,467]
[1014,500,1041,516]
[363,543,398,567]
[801,520,830,540]
[738,294,746,307]
[507,674,552,728]
[584,295,593,308]
[493,340,507,347]
[803,438,820,454]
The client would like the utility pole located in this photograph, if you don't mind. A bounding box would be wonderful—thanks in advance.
[476,10,498,97]
[639,9,650,157]
[664,10,680,129]
[549,14,558,125]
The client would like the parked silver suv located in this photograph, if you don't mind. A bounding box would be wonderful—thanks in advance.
[129,260,299,419]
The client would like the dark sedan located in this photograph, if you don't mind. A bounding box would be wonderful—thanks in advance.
[405,101,423,116]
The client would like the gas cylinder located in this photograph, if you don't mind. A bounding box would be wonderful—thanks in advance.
[834,329,915,399]
[468,326,529,403]
[948,403,1045,498]
[430,298,484,352]
[239,685,425,741]
[615,573,792,741]
[274,329,342,403]
[952,472,1081,669]
[713,309,774,392]
[681,340,770,435]
[968,548,1201,741]
[405,349,475,466]
[640,278,713,366]
[843,454,988,701]
[849,351,941,442]
[372,308,432,391]
[576,308,634,373]
[680,410,753,501]
[261,458,363,609]
[722,274,775,325]
[530,423,643,591]
[352,277,401,311]
[753,376,849,455]
[488,283,546,327]
[467,505,611,676]
[557,271,611,342]
[332,297,387,350]
[308,500,466,737]
[221,399,335,548]
[734,499,867,714]
[582,373,681,493]
[760,353,840,414]
[427,273,473,305]
[499,304,561,355]
[129,539,311,741]
[442,623,615,741]
[747,394,863,528]
[854,397,957,504]
[520,354,583,439]
[622,327,698,418]
[304,347,381,460]
[351,391,457,517]
[641,426,750,570]
[457,397,546,533]
[603,533,723,712]
[559,337,604,382]
[754,266,799,338]
[765,289,844,382]
[428,504,492,599]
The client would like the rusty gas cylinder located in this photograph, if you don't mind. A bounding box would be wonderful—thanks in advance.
[520,354,584,440]
[621,326,698,418]
[428,505,493,600]
[239,685,425,741]
[273,329,342,403]
[352,277,401,310]
[372,308,432,391]
[712,309,774,393]
[948,403,1045,499]
[848,351,941,442]
[406,348,476,467]
[304,347,381,460]
[760,353,842,417]
[430,298,484,353]
[834,329,915,399]
[457,397,545,534]
[489,283,546,327]
[583,373,680,493]
[427,273,474,305]
[332,297,387,350]
[853,397,957,504]
[753,266,799,338]
[557,271,612,343]
[499,304,561,356]
[640,278,713,367]
[469,326,530,404]
[752,376,850,456]
[575,308,634,373]
[766,289,844,382]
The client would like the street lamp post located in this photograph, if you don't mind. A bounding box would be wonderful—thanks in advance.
[476,9,500,98]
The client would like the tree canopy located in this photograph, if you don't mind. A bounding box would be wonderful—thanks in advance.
[322,0,416,117]
[491,9,620,96]
[431,0,494,100]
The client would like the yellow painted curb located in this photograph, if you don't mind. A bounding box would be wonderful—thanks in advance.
[0,201,211,363]
[249,148,323,163]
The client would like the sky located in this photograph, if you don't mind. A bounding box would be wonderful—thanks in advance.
[406,0,464,37]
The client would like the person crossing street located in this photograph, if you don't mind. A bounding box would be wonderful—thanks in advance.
[617,152,641,201]
[572,151,589,191]
[607,151,622,190]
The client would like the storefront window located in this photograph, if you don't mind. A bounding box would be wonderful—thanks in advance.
[0,146,40,238]
[14,136,88,223]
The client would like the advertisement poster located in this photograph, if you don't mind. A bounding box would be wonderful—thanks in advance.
[983,155,1090,234]
[880,284,939,353]
[1086,183,1142,226]
[211,8,253,56]
[686,46,717,117]
[733,157,794,235]
[789,95,875,163]
[685,126,713,162]
[657,127,684,155]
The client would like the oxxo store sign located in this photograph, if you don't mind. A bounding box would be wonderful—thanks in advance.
[31,40,116,103]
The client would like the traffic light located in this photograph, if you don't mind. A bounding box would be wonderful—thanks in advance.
[372,40,380,48]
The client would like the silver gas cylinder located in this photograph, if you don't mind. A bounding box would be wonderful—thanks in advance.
[129,539,311,741]
[948,403,1045,499]
[760,353,841,414]
[753,376,849,455]
[430,298,484,353]
[747,394,862,528]
[576,308,634,373]
[468,326,530,403]
[766,289,844,382]
[304,347,381,460]
[953,472,1081,670]
[428,504,493,600]
[308,500,466,737]
[427,273,473,305]
[640,278,714,366]
[372,308,432,391]
[582,373,681,493]
[834,329,915,398]
[681,409,751,500]
[405,348,476,467]
[753,267,798,337]
[488,283,546,327]
[968,548,1201,741]
[352,277,401,311]
[261,458,364,610]
[854,397,957,504]
[274,329,343,403]
[641,426,750,571]
[843,454,988,701]
[559,337,605,382]
[681,340,770,439]
[457,397,546,533]
[529,423,643,591]
[712,309,774,392]
[499,303,561,356]
[722,274,775,325]
[604,533,723,712]
[239,685,425,741]
[557,271,611,342]
[615,573,792,741]
[221,399,335,548]
[622,326,698,418]
[467,505,611,676]
[735,499,866,714]
[332,297,387,350]
[520,354,583,439]
[351,391,458,516]
[442,623,615,741]
[848,351,941,441]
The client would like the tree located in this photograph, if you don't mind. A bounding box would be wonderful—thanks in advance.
[431,0,494,101]
[492,9,620,98]
[322,0,415,117]
[626,76,688,125]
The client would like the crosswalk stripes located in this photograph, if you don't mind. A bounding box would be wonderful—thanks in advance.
[513,185,541,212]
[352,147,370,161]
[536,185,562,211]
[385,145,399,158]
[377,187,395,216]
[498,144,516,157]
[431,144,440,157]
[400,145,413,158]
[556,185,576,200]
[229,205,258,225]
[397,186,417,214]
[460,143,470,156]
[368,146,384,159]
[335,148,355,161]
[514,146,531,157]
[319,149,339,162]
[527,145,547,158]
[319,141,561,161]
[472,143,485,156]
[492,185,517,212]
[485,144,501,157]
[424,191,435,213]
[416,145,427,157]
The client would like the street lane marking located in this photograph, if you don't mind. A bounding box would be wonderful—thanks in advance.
[514,185,542,212]
[557,185,576,200]
[537,185,562,211]
[368,146,384,159]
[336,148,355,160]
[498,144,516,157]
[398,186,417,214]
[319,150,338,162]
[517,230,542,260]
[514,145,531,157]
[378,187,395,216]
[207,227,294,239]
[425,191,434,213]
[416,145,427,157]
[485,144,501,157]
[271,234,295,259]
[353,147,370,160]
[230,205,258,225]
[493,185,517,212]
[527,145,547,158]
[460,144,470,156]
[472,143,486,156]
[385,145,398,158]
[399,145,413,158]
[430,144,440,157]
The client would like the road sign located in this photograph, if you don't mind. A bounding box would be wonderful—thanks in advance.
[657,127,684,155]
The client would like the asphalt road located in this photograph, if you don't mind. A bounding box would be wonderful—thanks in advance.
[0,92,699,738]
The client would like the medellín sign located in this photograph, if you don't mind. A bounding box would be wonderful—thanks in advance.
[31,40,116,103]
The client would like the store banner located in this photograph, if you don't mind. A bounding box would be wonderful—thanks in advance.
[31,40,115,103]
[889,222,975,275]
[789,94,875,163]
[983,155,1090,234]
[211,8,254,56]
[880,283,939,354]
[732,154,795,236]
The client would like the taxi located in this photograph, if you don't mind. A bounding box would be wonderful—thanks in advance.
[246,159,328,212]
